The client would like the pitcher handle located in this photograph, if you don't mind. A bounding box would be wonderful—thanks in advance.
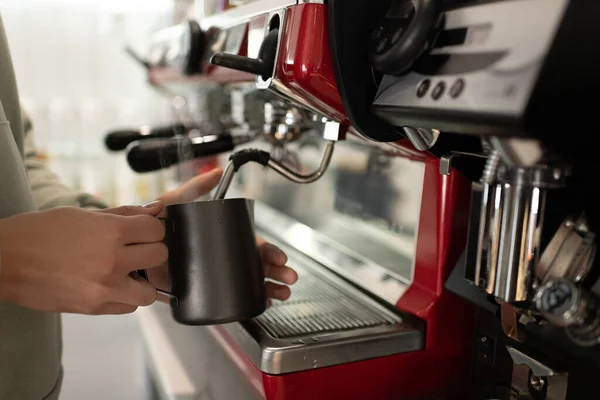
[135,217,178,307]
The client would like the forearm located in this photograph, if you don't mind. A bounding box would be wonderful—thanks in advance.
[25,155,108,210]
[22,108,108,210]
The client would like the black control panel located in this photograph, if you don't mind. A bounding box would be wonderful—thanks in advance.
[370,0,600,150]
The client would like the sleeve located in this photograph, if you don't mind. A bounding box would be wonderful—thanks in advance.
[22,107,109,211]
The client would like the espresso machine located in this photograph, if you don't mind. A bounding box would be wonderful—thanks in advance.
[125,0,600,399]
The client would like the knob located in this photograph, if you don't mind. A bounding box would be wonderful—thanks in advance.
[535,278,600,347]
[535,279,585,327]
[210,29,279,81]
[369,0,442,75]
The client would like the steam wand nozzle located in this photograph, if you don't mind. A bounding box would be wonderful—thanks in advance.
[212,140,336,200]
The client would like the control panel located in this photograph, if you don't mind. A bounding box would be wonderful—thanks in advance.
[372,0,568,132]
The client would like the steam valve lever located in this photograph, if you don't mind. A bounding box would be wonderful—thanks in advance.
[125,132,255,173]
[210,29,279,80]
[104,123,188,152]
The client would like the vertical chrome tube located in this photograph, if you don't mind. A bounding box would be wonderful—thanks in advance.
[473,161,547,303]
[488,177,545,302]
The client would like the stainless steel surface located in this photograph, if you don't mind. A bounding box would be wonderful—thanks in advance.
[535,279,585,328]
[230,88,270,133]
[529,375,545,392]
[198,0,296,30]
[496,164,569,189]
[482,151,501,185]
[138,307,197,400]
[489,137,544,168]
[156,288,178,302]
[439,151,486,175]
[507,346,557,377]
[536,216,596,284]
[507,346,568,400]
[213,159,237,200]
[263,101,310,144]
[256,9,287,89]
[139,304,264,400]
[535,278,600,347]
[222,230,423,375]
[228,136,421,299]
[323,121,342,141]
[474,162,551,303]
[474,151,501,287]
[254,201,411,305]
[253,270,399,339]
[213,140,335,200]
[566,312,600,347]
[440,153,458,176]
[493,181,542,302]
[401,127,439,151]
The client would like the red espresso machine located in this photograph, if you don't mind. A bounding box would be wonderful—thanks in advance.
[133,0,600,399]
[134,1,474,399]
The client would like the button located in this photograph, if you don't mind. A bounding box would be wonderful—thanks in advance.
[431,81,445,100]
[475,335,496,366]
[450,78,465,98]
[416,79,431,98]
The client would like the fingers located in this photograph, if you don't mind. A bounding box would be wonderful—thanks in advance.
[109,275,158,307]
[90,303,138,315]
[258,242,288,266]
[100,201,164,217]
[115,215,166,245]
[116,243,168,273]
[264,263,298,285]
[145,264,170,291]
[266,281,291,301]
[159,167,224,204]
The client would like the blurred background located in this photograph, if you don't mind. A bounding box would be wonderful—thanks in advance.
[2,0,196,207]
[2,1,195,398]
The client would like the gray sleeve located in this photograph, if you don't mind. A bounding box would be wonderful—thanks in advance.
[22,108,109,211]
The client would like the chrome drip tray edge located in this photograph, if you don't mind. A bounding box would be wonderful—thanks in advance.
[221,229,424,375]
[223,319,423,375]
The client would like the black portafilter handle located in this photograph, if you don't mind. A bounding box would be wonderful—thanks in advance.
[125,133,254,173]
[210,28,279,81]
[104,123,188,152]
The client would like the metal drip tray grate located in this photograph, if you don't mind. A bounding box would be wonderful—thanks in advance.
[254,273,401,339]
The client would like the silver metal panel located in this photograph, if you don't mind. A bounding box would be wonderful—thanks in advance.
[137,307,198,400]
[198,0,296,30]
[225,137,423,305]
[222,231,424,375]
[373,0,568,118]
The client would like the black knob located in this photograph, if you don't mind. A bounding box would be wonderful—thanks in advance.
[104,123,188,152]
[125,134,237,173]
[370,0,442,76]
[210,29,279,81]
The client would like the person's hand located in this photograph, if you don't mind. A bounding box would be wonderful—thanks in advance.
[256,236,298,306]
[146,168,299,304]
[0,202,167,315]
[156,167,224,206]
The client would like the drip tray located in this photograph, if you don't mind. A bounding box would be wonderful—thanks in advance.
[222,233,424,375]
[255,272,400,339]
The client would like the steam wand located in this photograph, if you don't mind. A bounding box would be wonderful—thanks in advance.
[212,141,336,200]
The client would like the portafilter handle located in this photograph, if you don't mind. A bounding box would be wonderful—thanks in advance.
[212,140,336,200]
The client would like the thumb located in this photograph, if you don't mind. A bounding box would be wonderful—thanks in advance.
[100,201,164,217]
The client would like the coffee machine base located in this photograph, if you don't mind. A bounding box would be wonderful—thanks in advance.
[139,219,470,400]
